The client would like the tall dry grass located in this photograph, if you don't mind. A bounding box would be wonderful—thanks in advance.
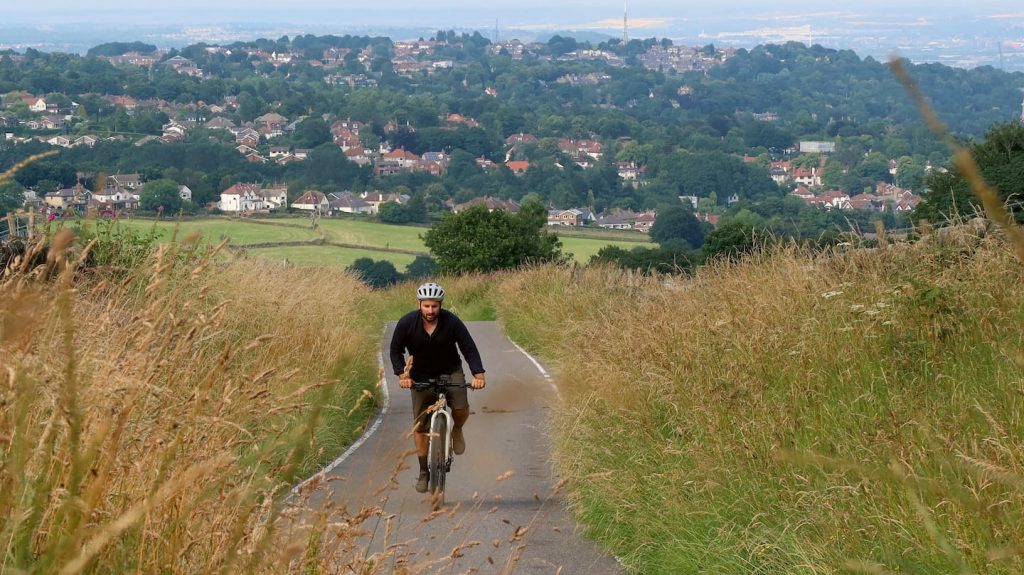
[0,230,383,573]
[496,229,1024,573]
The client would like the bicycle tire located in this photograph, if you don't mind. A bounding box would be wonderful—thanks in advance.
[428,416,447,506]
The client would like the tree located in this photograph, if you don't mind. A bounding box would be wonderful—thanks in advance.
[702,220,765,261]
[347,257,402,288]
[139,179,185,213]
[422,203,564,274]
[291,118,332,148]
[649,205,708,249]
[405,255,439,279]
[378,201,411,224]
[0,180,25,216]
[589,244,694,274]
[918,122,1024,223]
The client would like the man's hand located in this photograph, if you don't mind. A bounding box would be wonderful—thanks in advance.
[470,373,486,390]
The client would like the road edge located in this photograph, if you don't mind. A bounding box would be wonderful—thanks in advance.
[289,327,391,497]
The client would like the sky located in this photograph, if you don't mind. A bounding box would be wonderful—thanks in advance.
[4,1,1021,29]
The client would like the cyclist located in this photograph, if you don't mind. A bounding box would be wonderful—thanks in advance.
[390,282,486,493]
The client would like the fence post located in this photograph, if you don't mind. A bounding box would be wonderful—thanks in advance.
[6,213,15,240]
[27,212,35,241]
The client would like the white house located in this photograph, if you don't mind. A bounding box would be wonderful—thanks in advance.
[219,183,288,213]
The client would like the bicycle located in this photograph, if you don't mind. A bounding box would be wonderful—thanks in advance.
[412,376,471,509]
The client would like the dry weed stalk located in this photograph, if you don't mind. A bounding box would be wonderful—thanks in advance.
[0,230,387,573]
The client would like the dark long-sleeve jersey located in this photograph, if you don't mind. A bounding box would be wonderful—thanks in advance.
[389,309,486,380]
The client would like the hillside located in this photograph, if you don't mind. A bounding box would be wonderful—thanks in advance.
[0,229,384,572]
[495,226,1024,573]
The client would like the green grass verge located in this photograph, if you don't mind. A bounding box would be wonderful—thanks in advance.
[493,236,1024,574]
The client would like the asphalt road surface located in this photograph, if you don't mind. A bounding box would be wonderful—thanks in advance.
[298,321,622,574]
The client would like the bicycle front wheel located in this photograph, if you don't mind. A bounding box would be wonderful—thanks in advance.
[428,416,447,507]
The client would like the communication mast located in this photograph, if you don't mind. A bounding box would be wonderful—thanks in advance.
[623,0,629,44]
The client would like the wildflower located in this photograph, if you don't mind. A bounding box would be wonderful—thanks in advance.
[822,290,843,299]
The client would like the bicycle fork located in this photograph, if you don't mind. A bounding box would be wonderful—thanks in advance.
[427,403,454,472]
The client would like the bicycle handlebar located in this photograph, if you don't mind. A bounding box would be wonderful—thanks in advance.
[410,380,472,391]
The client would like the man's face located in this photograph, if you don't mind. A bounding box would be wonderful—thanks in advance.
[419,299,441,322]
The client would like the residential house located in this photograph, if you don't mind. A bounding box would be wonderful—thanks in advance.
[696,212,721,226]
[344,146,373,166]
[235,129,260,148]
[40,115,65,130]
[792,167,821,187]
[254,112,288,134]
[375,148,421,176]
[505,133,538,145]
[110,174,142,190]
[452,196,521,214]
[557,138,603,160]
[45,135,72,147]
[475,156,498,170]
[291,190,330,213]
[893,192,921,212]
[444,113,479,129]
[164,55,202,77]
[505,160,530,175]
[110,95,138,111]
[178,185,192,202]
[21,95,47,112]
[161,120,189,142]
[361,191,410,214]
[546,208,595,226]
[790,186,816,202]
[72,135,98,148]
[91,185,139,211]
[45,184,90,211]
[418,151,449,176]
[634,211,657,233]
[849,193,886,212]
[205,116,237,131]
[328,192,373,215]
[219,183,287,213]
[596,214,632,230]
[815,190,852,210]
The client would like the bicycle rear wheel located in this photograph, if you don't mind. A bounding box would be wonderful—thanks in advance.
[428,416,447,507]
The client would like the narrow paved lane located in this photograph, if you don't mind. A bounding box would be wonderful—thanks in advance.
[301,321,622,574]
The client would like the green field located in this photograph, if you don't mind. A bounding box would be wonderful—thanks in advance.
[246,245,419,269]
[113,216,655,266]
[114,217,319,245]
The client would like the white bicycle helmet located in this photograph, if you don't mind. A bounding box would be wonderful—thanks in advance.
[416,282,445,301]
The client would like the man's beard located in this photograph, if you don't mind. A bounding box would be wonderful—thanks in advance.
[421,311,438,322]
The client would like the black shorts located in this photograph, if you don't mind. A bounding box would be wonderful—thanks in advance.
[411,369,469,432]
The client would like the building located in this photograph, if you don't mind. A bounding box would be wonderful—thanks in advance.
[799,141,836,154]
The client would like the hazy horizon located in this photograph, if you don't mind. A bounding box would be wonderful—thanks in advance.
[4,1,1022,30]
[3,1,1024,71]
